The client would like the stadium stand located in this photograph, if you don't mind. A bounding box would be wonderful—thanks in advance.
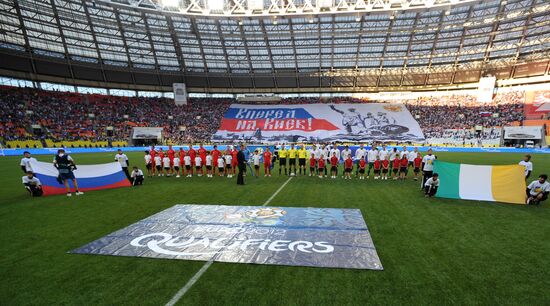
[0,85,531,147]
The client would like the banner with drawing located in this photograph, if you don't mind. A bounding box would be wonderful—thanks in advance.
[212,103,425,143]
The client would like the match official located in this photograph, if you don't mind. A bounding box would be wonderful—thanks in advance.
[237,144,246,185]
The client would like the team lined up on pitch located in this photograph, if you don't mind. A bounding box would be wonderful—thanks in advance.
[138,144,436,181]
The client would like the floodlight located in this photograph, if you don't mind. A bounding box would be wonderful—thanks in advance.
[207,0,224,11]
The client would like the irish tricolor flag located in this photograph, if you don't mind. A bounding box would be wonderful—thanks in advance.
[433,161,526,204]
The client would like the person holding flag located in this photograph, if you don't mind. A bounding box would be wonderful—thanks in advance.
[526,174,549,205]
[424,173,440,197]
[53,149,83,197]
[20,151,37,174]
[22,171,43,197]
[115,149,130,179]
[421,149,437,187]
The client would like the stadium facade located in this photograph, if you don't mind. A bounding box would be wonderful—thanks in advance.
[0,0,549,94]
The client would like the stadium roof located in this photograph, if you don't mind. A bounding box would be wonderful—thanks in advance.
[0,0,549,92]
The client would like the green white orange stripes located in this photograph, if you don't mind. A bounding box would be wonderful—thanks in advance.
[433,161,526,204]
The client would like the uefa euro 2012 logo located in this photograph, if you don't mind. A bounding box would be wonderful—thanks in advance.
[224,207,286,225]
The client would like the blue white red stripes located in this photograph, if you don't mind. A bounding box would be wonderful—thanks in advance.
[30,161,131,196]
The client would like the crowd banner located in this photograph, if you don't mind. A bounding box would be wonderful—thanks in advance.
[71,204,383,270]
[433,161,526,204]
[30,161,131,196]
[212,103,425,143]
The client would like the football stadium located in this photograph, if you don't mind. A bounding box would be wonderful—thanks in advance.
[1,0,550,304]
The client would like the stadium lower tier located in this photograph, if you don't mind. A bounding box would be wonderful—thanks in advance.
[0,85,542,147]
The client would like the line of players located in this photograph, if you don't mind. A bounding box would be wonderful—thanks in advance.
[140,143,436,184]
[276,143,436,183]
[143,144,268,178]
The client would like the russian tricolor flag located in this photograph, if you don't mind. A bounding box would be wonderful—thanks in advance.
[30,161,131,196]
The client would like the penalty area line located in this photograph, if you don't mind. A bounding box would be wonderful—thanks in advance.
[164,176,294,306]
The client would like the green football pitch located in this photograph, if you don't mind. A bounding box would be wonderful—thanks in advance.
[1,151,549,305]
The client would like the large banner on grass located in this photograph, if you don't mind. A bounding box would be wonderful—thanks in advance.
[71,204,383,270]
[30,161,131,196]
[212,103,424,143]
[433,161,526,204]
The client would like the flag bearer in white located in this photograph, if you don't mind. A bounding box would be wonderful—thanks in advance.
[130,167,144,186]
[526,174,550,205]
[20,151,38,173]
[22,171,43,197]
[115,149,130,179]
[424,173,440,198]
[421,149,437,187]
[518,154,533,179]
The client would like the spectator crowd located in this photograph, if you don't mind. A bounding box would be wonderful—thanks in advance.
[0,85,526,146]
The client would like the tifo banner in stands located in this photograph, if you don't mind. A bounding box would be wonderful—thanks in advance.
[213,103,424,143]
[524,90,550,119]
[30,161,131,196]
[71,204,383,270]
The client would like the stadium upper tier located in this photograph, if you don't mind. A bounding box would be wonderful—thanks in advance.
[0,0,549,92]
[0,85,528,148]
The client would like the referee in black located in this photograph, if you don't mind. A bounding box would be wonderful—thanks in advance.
[237,144,246,185]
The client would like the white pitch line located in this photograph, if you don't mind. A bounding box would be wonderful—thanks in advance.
[165,177,294,306]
